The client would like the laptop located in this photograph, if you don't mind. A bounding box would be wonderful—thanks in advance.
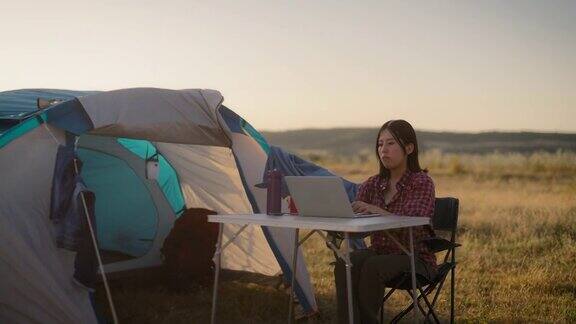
[284,176,380,218]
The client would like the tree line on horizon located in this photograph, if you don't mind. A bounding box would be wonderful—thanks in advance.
[261,128,576,156]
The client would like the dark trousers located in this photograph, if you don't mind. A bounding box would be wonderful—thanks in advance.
[334,249,436,324]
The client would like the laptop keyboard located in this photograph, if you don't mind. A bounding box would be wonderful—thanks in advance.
[353,213,380,218]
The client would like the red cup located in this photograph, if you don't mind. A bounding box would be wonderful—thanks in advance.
[288,196,298,215]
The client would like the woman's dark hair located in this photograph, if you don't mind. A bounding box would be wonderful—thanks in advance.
[376,119,425,178]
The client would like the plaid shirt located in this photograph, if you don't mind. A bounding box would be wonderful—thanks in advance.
[356,170,437,269]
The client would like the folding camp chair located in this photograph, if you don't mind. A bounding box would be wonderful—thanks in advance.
[380,197,460,324]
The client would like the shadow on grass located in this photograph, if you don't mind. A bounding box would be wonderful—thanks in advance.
[94,269,453,323]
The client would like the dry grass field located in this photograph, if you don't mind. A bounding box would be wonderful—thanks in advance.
[96,151,576,323]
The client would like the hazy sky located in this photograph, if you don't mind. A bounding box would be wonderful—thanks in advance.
[1,0,575,132]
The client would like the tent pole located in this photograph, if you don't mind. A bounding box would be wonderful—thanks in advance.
[74,153,119,324]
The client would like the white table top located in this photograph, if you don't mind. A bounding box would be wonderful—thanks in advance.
[208,213,430,232]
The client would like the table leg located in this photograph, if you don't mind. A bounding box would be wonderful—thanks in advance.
[408,227,418,320]
[211,223,224,324]
[344,232,354,324]
[288,228,299,323]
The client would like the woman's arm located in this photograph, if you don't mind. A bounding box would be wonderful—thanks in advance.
[352,176,387,214]
[351,201,390,215]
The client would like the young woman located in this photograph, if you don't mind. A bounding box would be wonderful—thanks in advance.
[334,120,437,324]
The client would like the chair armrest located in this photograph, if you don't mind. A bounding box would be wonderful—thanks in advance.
[419,237,461,253]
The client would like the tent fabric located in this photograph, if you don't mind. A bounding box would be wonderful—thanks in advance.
[155,142,280,275]
[217,106,317,313]
[241,119,270,154]
[50,144,97,256]
[0,126,97,324]
[155,143,252,213]
[49,144,78,226]
[227,133,317,312]
[76,135,178,265]
[116,138,185,215]
[0,87,320,321]
[0,89,95,136]
[219,105,245,134]
[0,103,90,148]
[219,105,271,153]
[78,148,158,257]
[0,114,45,149]
[78,88,231,146]
[0,89,95,119]
[44,98,94,135]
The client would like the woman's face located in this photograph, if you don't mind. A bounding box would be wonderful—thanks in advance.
[378,129,409,170]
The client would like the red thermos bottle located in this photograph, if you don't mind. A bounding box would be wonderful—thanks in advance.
[266,169,282,215]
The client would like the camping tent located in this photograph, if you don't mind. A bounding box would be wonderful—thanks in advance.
[0,88,317,323]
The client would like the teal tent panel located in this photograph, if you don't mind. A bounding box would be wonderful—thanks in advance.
[77,148,157,257]
[116,137,156,160]
[0,114,44,148]
[157,154,186,215]
[117,138,185,215]
[241,120,270,154]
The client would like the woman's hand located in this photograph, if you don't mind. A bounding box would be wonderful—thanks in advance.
[351,201,388,215]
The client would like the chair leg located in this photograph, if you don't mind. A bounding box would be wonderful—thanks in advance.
[450,248,456,324]
[416,284,437,316]
[380,301,383,324]
[430,275,447,308]
[425,275,447,322]
[451,266,456,324]
[380,289,385,324]
[384,275,452,324]
[390,289,425,324]
[381,276,405,324]
[405,290,431,321]
[418,287,440,324]
[390,305,411,324]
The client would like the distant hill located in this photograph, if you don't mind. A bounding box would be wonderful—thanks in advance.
[261,128,576,156]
